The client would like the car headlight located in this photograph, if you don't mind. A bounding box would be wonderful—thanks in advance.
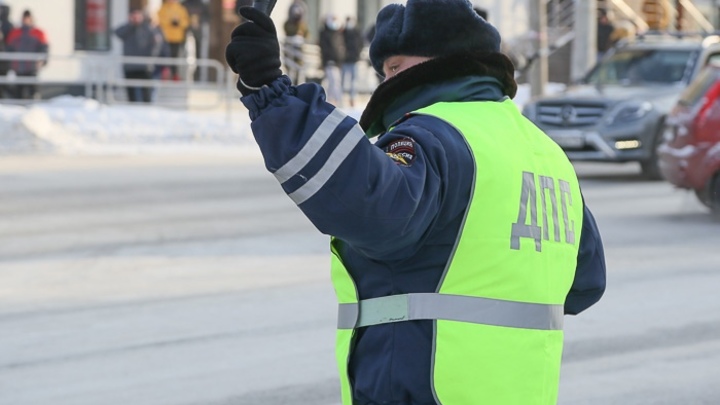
[605,101,653,125]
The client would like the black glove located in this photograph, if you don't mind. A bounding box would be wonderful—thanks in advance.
[225,7,282,96]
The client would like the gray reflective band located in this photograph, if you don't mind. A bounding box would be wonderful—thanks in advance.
[337,293,563,331]
[273,108,347,184]
[288,124,364,205]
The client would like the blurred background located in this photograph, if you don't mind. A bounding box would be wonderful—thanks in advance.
[0,0,718,105]
[1,1,720,405]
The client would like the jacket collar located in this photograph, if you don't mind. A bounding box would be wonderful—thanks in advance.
[360,51,517,137]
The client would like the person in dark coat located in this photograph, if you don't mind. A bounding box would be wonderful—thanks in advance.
[115,8,161,102]
[0,4,14,98]
[341,16,364,107]
[318,13,345,106]
[597,8,615,60]
[5,9,48,100]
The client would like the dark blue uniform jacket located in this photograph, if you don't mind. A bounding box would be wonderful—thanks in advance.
[242,67,606,405]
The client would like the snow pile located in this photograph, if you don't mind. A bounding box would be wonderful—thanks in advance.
[0,96,255,155]
[0,83,564,156]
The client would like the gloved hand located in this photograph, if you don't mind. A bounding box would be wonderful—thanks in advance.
[225,7,282,96]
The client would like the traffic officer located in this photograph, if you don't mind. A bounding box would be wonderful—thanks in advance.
[225,0,606,404]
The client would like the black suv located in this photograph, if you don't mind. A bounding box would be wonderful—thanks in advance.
[522,33,720,178]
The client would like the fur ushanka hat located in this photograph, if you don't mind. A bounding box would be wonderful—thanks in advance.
[369,0,502,76]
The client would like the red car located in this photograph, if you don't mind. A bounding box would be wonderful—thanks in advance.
[658,65,720,214]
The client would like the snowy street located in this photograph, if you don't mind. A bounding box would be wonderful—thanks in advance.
[0,152,718,404]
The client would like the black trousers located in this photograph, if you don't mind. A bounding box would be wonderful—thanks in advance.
[168,43,183,76]
[12,72,38,100]
[124,70,152,103]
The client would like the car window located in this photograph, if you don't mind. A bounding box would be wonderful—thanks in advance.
[585,49,694,85]
[678,67,720,106]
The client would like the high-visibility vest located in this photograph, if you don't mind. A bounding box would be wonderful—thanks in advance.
[331,99,584,404]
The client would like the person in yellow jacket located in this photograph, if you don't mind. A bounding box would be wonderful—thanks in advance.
[642,0,671,31]
[157,0,189,80]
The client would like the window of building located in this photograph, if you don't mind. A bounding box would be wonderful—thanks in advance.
[75,0,111,51]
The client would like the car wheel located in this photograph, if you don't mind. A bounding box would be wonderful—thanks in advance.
[640,127,664,180]
[695,188,711,208]
[640,158,663,180]
[710,174,720,217]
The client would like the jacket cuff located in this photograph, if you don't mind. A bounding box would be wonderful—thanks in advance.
[240,75,293,120]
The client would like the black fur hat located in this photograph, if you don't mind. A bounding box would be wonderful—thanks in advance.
[369,0,501,76]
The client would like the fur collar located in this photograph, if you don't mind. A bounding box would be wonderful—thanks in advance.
[359,52,517,136]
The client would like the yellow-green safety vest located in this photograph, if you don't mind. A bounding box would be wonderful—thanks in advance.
[331,99,584,405]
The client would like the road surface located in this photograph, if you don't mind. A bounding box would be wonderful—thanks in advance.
[0,155,718,405]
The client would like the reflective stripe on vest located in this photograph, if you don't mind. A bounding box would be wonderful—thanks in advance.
[337,293,564,330]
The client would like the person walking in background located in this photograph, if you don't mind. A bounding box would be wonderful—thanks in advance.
[318,13,345,106]
[157,0,189,81]
[115,8,162,103]
[283,1,308,84]
[341,16,363,107]
[596,9,615,61]
[5,9,48,100]
[181,0,209,81]
[642,0,670,31]
[225,0,606,403]
[0,3,14,99]
[149,18,170,101]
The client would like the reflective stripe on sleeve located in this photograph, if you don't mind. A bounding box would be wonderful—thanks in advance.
[288,124,364,205]
[337,293,564,331]
[273,108,348,184]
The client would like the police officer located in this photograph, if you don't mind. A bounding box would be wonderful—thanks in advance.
[225,0,606,404]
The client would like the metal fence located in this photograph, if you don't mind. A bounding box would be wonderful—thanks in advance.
[0,51,234,109]
[0,44,379,111]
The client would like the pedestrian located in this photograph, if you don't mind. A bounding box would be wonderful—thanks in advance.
[182,0,209,81]
[157,0,189,81]
[149,19,170,102]
[318,13,345,106]
[0,4,14,99]
[5,9,48,100]
[341,16,364,107]
[225,0,606,404]
[282,1,308,84]
[597,9,615,61]
[642,0,670,31]
[0,3,14,99]
[115,9,161,103]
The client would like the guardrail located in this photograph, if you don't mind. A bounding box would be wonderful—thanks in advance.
[0,52,235,110]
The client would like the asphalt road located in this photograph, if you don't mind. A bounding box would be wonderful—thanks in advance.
[0,155,718,405]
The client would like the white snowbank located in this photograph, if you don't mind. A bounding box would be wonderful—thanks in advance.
[0,96,256,155]
[0,83,564,155]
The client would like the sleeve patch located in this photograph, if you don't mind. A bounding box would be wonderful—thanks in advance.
[384,137,416,167]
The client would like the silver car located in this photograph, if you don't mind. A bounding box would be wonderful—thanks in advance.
[522,34,720,179]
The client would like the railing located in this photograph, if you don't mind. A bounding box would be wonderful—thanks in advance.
[0,52,236,110]
[509,0,577,76]
[608,0,650,32]
[676,0,714,33]
[608,0,714,34]
[282,40,379,95]
[0,45,380,112]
